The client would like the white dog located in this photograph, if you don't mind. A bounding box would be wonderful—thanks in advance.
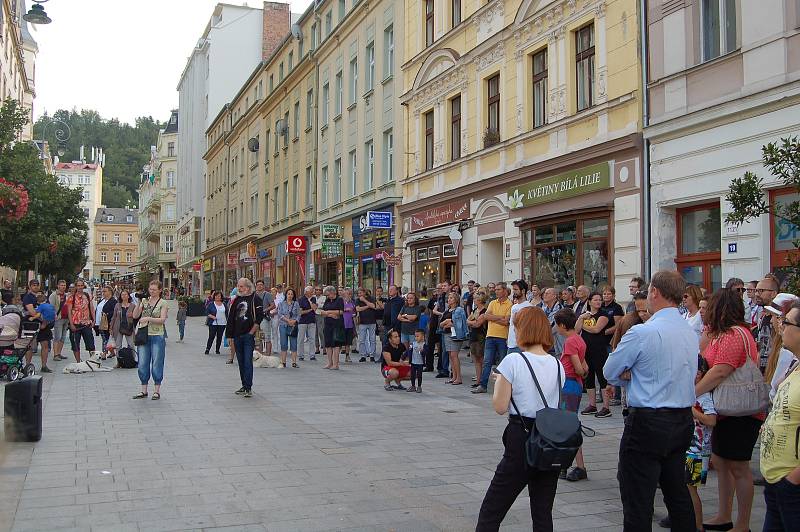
[252,349,282,368]
[63,353,113,374]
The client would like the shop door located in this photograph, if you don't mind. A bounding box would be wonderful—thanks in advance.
[444,260,458,286]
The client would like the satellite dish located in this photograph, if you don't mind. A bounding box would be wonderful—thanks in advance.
[291,24,303,41]
[247,137,259,152]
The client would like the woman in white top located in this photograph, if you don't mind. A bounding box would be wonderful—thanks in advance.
[683,284,704,340]
[205,291,228,356]
[476,306,565,532]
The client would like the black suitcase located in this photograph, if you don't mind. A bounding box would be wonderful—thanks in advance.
[4,375,42,442]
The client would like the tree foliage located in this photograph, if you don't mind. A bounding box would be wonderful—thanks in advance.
[726,137,800,291]
[33,109,163,208]
[0,99,89,278]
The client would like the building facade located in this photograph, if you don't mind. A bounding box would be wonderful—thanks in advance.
[93,208,139,283]
[55,161,104,279]
[137,111,178,289]
[398,0,644,295]
[646,0,800,290]
[176,2,290,295]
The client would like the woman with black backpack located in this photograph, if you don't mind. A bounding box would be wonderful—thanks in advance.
[476,306,566,532]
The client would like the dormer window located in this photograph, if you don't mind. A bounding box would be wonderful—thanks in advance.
[106,215,114,222]
[126,215,133,223]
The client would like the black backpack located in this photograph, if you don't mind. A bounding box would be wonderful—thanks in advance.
[117,347,137,369]
[510,354,584,471]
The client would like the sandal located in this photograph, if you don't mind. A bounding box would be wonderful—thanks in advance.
[132,392,148,399]
[151,392,160,400]
[291,363,298,368]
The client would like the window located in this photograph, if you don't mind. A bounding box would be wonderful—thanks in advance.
[101,233,107,243]
[384,130,394,182]
[451,0,461,27]
[487,74,500,134]
[282,181,289,218]
[425,0,435,47]
[676,203,722,291]
[293,102,300,139]
[113,233,120,244]
[321,166,329,208]
[164,235,174,253]
[288,51,294,71]
[299,37,304,59]
[335,71,343,115]
[165,204,176,221]
[250,194,258,224]
[424,110,434,170]
[520,216,610,290]
[279,62,284,81]
[349,150,357,197]
[576,24,595,112]
[272,187,278,222]
[126,215,133,223]
[322,83,330,124]
[265,129,271,162]
[305,166,313,207]
[334,158,342,204]
[338,0,346,20]
[349,57,358,106]
[306,90,313,129]
[311,23,317,49]
[82,191,90,201]
[126,252,132,263]
[264,192,270,224]
[167,170,175,188]
[533,49,548,128]
[127,233,133,243]
[106,215,114,222]
[269,74,274,92]
[113,252,120,263]
[325,11,332,36]
[365,140,375,190]
[450,95,461,160]
[384,25,394,78]
[701,0,737,61]
[167,142,175,157]
[100,252,107,262]
[771,189,799,272]
[292,174,299,213]
[366,42,375,90]
[283,111,290,146]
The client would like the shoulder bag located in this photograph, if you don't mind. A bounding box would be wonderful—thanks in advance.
[712,326,770,416]
[509,354,585,471]
[134,298,161,346]
[287,302,299,337]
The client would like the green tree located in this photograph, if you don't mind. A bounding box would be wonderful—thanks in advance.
[0,99,88,278]
[726,136,800,291]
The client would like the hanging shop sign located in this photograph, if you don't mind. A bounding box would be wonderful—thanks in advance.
[321,223,344,241]
[409,200,469,232]
[507,161,611,210]
[287,236,306,254]
[192,262,202,272]
[321,241,343,259]
[226,252,238,266]
[366,211,392,229]
[202,259,212,272]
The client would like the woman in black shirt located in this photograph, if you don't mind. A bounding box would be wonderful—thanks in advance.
[381,329,410,391]
[576,292,612,418]
[321,285,344,370]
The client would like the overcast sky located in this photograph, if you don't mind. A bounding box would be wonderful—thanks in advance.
[32,0,311,125]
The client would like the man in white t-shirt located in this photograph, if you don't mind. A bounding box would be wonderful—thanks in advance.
[507,280,533,355]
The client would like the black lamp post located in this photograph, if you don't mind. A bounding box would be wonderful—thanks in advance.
[23,1,52,25]
[40,117,70,157]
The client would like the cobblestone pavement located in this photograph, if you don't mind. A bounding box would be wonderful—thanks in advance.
[0,315,766,532]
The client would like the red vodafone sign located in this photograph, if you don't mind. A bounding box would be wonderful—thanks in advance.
[287,236,306,254]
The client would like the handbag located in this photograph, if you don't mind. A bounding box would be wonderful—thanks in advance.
[134,298,161,347]
[509,354,584,471]
[712,326,770,416]
[100,312,109,332]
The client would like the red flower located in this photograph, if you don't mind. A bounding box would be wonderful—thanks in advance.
[0,178,29,222]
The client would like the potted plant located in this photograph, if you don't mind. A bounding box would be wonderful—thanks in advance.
[483,127,501,149]
[179,295,206,317]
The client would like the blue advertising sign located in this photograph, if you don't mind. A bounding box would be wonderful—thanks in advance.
[352,207,393,237]
[366,210,392,229]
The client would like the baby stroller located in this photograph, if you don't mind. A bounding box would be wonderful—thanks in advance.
[0,320,38,381]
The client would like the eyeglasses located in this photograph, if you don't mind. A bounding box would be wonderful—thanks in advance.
[783,319,800,329]
[756,288,776,294]
[733,287,746,293]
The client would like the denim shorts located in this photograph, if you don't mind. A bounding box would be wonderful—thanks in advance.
[561,377,583,413]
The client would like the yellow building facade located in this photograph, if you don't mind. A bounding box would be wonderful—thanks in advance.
[93,208,139,283]
[399,0,644,295]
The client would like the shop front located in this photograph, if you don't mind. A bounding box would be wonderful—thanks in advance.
[253,234,307,290]
[351,206,397,293]
[314,223,346,288]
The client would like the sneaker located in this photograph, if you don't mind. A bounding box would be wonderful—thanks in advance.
[359,357,366,362]
[580,405,598,415]
[435,372,448,378]
[594,408,612,418]
[609,399,622,406]
[470,383,480,388]
[471,386,487,394]
[565,467,588,482]
[472,376,477,381]
[243,389,253,398]
[384,384,394,391]
[204,350,209,355]
[234,387,246,395]
[53,355,64,361]
[299,355,304,361]
[394,384,407,391]
[407,386,417,392]
[416,387,422,393]
[310,355,316,361]
[40,366,52,373]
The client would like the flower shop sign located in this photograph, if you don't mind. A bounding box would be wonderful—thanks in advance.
[507,162,611,210]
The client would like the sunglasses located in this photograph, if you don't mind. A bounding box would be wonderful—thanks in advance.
[733,287,746,293]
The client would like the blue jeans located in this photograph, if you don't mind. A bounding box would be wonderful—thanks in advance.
[234,333,254,390]
[764,477,800,531]
[440,333,450,373]
[137,334,166,385]
[401,332,414,346]
[279,324,298,352]
[178,321,185,340]
[358,323,376,359]
[479,337,508,388]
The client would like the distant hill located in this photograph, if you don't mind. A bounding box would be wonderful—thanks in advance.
[33,109,163,208]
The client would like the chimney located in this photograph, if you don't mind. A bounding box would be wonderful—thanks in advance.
[262,2,290,60]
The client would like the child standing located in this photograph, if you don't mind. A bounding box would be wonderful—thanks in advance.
[407,329,426,393]
[176,301,187,343]
[35,293,55,373]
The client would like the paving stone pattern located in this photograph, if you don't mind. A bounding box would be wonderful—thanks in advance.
[0,315,766,531]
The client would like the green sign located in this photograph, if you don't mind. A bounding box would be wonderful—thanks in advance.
[345,256,354,287]
[321,223,344,241]
[507,161,611,209]
[321,241,343,259]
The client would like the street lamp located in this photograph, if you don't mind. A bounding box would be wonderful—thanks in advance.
[23,1,52,25]
[40,117,70,157]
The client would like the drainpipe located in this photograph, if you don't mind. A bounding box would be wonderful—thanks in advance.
[223,105,232,291]
[311,7,321,286]
[639,0,652,280]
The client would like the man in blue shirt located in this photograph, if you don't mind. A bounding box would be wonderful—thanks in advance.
[604,270,698,532]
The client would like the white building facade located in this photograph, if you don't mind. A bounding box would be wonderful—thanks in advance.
[646,0,800,289]
[55,161,104,279]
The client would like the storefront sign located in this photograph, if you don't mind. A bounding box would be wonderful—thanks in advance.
[258,248,273,259]
[321,224,344,241]
[409,200,469,232]
[246,242,257,259]
[507,161,611,209]
[192,262,202,272]
[322,241,342,259]
[202,259,212,272]
[366,211,392,229]
[353,208,393,237]
[226,252,238,266]
[287,236,307,253]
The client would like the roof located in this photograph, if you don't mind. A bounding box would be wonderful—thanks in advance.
[55,162,99,171]
[163,110,179,134]
[94,208,138,225]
